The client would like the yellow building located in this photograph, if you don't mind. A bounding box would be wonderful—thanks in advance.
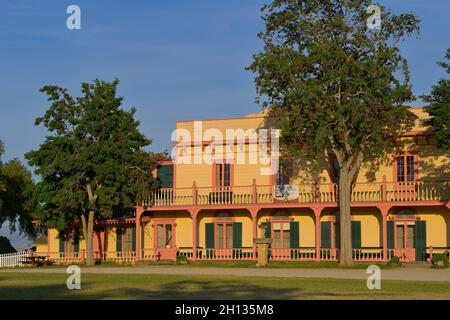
[37,108,450,264]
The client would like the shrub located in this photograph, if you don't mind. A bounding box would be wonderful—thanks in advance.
[431,254,449,268]
[389,256,401,266]
[176,255,189,265]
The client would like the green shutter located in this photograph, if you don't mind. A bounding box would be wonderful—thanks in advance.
[59,231,65,253]
[262,222,271,239]
[205,223,215,249]
[157,164,174,188]
[116,227,122,256]
[335,223,340,249]
[387,221,395,249]
[321,222,331,249]
[351,221,362,249]
[233,223,242,248]
[74,231,79,253]
[290,221,299,248]
[131,226,136,252]
[415,221,427,261]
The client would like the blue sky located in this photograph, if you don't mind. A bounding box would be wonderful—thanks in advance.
[0,0,449,249]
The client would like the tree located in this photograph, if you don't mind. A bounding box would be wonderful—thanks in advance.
[0,140,36,236]
[248,0,420,265]
[422,49,450,151]
[26,79,158,265]
[0,236,16,254]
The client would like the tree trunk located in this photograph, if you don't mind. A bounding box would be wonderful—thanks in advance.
[81,210,95,266]
[338,170,353,266]
[86,210,95,265]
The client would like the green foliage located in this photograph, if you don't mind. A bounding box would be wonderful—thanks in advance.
[26,79,157,231]
[431,253,449,269]
[176,254,189,265]
[0,142,36,236]
[389,256,401,266]
[422,49,450,151]
[0,236,16,254]
[248,0,420,176]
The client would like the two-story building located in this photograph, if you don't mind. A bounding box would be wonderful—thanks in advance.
[37,107,450,264]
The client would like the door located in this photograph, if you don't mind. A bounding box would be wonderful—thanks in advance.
[395,223,416,261]
[154,223,176,260]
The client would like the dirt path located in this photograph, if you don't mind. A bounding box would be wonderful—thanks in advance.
[1,266,449,282]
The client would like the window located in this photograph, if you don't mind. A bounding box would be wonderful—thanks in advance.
[396,224,405,248]
[122,227,134,252]
[407,225,415,248]
[216,223,233,249]
[396,154,416,182]
[272,222,290,249]
[157,164,174,188]
[215,163,231,187]
[156,224,173,249]
[276,160,290,185]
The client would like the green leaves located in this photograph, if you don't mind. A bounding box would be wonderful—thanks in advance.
[0,149,36,236]
[423,49,450,151]
[26,79,158,230]
[248,0,419,175]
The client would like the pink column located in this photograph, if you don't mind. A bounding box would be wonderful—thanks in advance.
[191,210,198,261]
[251,208,258,256]
[135,208,143,261]
[314,207,322,261]
[381,207,388,261]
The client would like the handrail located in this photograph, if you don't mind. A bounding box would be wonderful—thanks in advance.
[142,180,450,207]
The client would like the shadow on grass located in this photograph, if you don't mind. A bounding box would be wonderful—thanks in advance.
[0,276,392,300]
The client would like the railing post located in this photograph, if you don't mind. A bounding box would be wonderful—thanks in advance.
[252,179,257,204]
[192,181,198,205]
[382,175,387,202]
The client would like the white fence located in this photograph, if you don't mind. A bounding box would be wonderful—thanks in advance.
[0,251,28,268]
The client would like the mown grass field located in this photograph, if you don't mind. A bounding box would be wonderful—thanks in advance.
[0,272,449,300]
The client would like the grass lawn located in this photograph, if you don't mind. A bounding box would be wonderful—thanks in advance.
[0,272,449,300]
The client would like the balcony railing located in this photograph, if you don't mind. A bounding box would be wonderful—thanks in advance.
[142,180,450,207]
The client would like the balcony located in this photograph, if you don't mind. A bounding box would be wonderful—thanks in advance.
[142,180,450,208]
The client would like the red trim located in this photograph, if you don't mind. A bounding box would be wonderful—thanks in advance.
[176,115,266,124]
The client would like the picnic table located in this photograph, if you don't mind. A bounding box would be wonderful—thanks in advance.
[21,255,54,267]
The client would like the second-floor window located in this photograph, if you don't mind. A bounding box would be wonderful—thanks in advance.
[396,154,416,182]
[276,160,290,185]
[215,163,231,188]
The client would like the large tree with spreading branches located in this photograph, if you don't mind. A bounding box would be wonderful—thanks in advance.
[248,0,420,265]
[26,79,161,265]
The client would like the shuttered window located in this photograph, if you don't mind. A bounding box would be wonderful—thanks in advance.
[157,164,174,188]
[321,222,331,249]
[215,163,231,187]
[351,221,361,249]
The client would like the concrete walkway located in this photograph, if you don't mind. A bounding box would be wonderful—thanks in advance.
[1,266,450,282]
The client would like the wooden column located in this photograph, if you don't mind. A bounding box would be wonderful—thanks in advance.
[135,208,144,262]
[314,207,322,261]
[190,209,199,261]
[381,206,389,262]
